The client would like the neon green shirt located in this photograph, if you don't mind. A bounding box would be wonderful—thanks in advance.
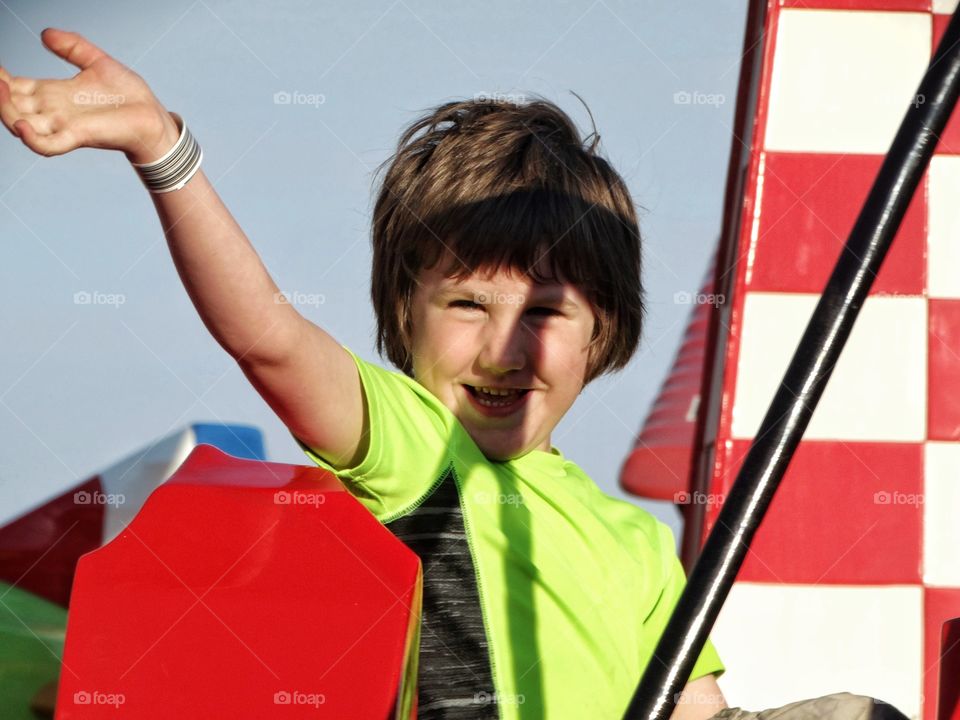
[295,346,724,719]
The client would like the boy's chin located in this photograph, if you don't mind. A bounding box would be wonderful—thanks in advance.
[480,448,522,463]
[473,435,540,463]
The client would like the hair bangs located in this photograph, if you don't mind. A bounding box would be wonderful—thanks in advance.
[418,188,601,294]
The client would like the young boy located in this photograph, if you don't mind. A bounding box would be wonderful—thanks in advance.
[1,28,726,719]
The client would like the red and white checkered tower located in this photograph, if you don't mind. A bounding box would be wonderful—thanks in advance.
[622,2,960,717]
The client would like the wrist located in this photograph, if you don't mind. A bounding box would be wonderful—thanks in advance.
[128,111,203,194]
[125,108,181,165]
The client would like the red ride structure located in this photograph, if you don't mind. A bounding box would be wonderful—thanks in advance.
[56,445,421,718]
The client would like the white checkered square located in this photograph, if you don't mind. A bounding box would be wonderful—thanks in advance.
[732,293,926,442]
[923,442,960,586]
[766,9,930,154]
[928,156,960,299]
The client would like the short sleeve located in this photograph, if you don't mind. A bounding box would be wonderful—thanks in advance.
[640,522,725,682]
[292,345,459,519]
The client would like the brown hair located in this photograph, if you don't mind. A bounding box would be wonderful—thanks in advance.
[370,94,644,385]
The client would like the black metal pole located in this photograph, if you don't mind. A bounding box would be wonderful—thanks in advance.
[623,9,960,720]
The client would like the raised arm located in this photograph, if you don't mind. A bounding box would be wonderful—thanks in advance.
[0,28,367,467]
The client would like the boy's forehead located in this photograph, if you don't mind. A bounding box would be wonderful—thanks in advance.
[422,251,566,290]
[429,267,567,293]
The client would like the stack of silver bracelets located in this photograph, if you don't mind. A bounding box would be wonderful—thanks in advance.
[130,112,203,194]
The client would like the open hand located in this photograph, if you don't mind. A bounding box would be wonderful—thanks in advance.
[0,28,177,162]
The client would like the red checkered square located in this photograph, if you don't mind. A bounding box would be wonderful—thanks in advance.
[934,14,960,156]
[750,153,926,295]
[706,441,923,584]
[929,300,960,440]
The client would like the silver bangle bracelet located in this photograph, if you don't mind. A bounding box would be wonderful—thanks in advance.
[131,112,203,194]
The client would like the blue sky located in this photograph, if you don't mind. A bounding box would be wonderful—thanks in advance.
[0,0,748,538]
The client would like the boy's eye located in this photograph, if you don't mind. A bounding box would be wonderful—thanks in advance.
[448,300,560,317]
[527,307,560,317]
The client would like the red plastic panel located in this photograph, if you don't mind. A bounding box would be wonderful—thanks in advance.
[934,13,960,155]
[620,268,715,501]
[924,588,960,720]
[0,477,104,607]
[751,152,926,295]
[56,445,420,719]
[929,300,960,440]
[707,440,923,584]
[621,446,698,502]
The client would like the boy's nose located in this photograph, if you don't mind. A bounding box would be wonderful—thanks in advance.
[478,321,527,374]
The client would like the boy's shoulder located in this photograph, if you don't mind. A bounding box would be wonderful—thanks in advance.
[533,455,678,562]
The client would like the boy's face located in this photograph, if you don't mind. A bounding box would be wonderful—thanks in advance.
[408,257,596,462]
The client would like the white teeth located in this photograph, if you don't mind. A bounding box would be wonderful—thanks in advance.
[475,386,523,396]
[475,395,517,407]
[470,385,527,408]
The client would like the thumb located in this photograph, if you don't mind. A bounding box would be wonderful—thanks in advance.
[40,28,107,70]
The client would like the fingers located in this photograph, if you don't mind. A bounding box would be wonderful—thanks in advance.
[3,88,39,115]
[13,119,79,157]
[1,76,76,154]
[40,28,107,71]
[0,65,37,95]
[18,112,56,135]
[0,77,22,138]
[0,76,44,140]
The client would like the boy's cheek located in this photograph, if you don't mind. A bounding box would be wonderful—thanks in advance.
[411,320,461,361]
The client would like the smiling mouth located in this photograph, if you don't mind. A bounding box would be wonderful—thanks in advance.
[465,385,531,409]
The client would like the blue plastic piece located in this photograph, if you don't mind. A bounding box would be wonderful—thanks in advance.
[191,424,266,461]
